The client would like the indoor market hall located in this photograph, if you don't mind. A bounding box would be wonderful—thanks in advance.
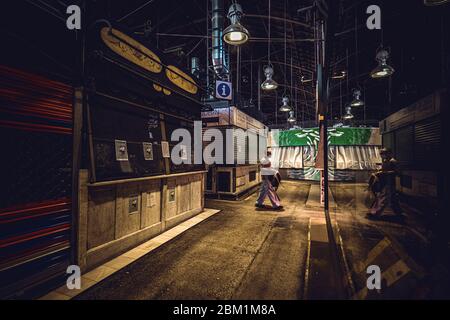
[0,0,449,303]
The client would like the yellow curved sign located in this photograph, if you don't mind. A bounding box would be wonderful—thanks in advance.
[101,27,162,74]
[166,65,198,95]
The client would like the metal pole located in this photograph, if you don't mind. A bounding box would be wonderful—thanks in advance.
[237,46,240,105]
[321,15,347,299]
[258,62,261,111]
[205,0,210,99]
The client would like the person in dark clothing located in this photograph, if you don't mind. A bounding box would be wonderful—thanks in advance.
[368,148,403,217]
[255,151,283,210]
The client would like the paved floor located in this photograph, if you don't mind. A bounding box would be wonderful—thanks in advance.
[73,181,450,300]
[330,183,450,299]
[76,181,311,300]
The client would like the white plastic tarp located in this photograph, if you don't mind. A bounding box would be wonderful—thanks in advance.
[335,146,381,170]
[271,147,303,169]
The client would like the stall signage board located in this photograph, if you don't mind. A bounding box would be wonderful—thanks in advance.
[216,81,232,100]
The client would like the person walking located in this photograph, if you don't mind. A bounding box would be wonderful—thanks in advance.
[255,151,283,210]
[368,148,403,218]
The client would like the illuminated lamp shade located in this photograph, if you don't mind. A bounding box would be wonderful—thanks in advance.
[343,106,354,120]
[261,65,278,91]
[350,89,364,107]
[287,111,296,123]
[223,23,250,45]
[370,49,395,79]
[223,3,250,45]
[279,96,292,112]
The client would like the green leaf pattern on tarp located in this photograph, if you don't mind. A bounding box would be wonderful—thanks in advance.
[272,127,378,181]
[275,127,375,147]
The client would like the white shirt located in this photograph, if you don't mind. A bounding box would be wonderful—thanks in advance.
[260,156,278,176]
[261,167,278,176]
[260,156,271,166]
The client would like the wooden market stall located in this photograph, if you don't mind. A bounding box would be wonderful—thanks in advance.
[380,90,446,212]
[75,25,207,271]
[202,107,268,199]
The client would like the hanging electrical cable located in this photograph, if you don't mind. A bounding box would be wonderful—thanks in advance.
[370,24,395,79]
[351,8,364,108]
[287,47,297,124]
[280,0,292,112]
[223,1,250,45]
[261,0,278,91]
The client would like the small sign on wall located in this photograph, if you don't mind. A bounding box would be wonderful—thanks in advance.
[115,139,129,161]
[216,80,232,101]
[168,189,176,202]
[143,142,154,160]
[161,141,170,158]
[128,195,139,214]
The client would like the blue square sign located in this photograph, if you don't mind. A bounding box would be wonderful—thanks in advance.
[216,80,233,100]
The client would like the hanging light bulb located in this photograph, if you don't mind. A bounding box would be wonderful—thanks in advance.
[223,3,250,45]
[370,48,395,79]
[343,106,354,120]
[287,111,296,123]
[350,89,364,107]
[261,0,278,91]
[261,65,278,91]
[279,96,292,112]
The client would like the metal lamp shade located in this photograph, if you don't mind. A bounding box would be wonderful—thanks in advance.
[261,66,278,91]
[279,96,292,112]
[223,23,250,45]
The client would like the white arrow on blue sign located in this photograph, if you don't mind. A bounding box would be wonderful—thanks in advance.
[215,80,232,100]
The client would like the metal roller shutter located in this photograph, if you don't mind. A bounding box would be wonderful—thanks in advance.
[395,125,414,166]
[234,128,248,165]
[202,127,225,165]
[247,130,258,164]
[0,65,73,298]
[414,116,441,170]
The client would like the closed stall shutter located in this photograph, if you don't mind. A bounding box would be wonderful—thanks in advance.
[414,116,441,170]
[258,134,268,160]
[202,127,225,165]
[247,130,258,164]
[395,125,414,167]
[234,128,247,165]
[383,131,395,152]
[0,65,73,298]
[203,127,247,165]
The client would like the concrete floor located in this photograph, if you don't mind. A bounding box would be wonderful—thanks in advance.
[75,181,450,300]
[76,182,310,300]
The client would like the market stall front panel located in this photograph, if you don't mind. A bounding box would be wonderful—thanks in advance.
[202,107,267,199]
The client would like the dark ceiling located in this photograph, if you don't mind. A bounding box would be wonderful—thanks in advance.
[1,1,449,127]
